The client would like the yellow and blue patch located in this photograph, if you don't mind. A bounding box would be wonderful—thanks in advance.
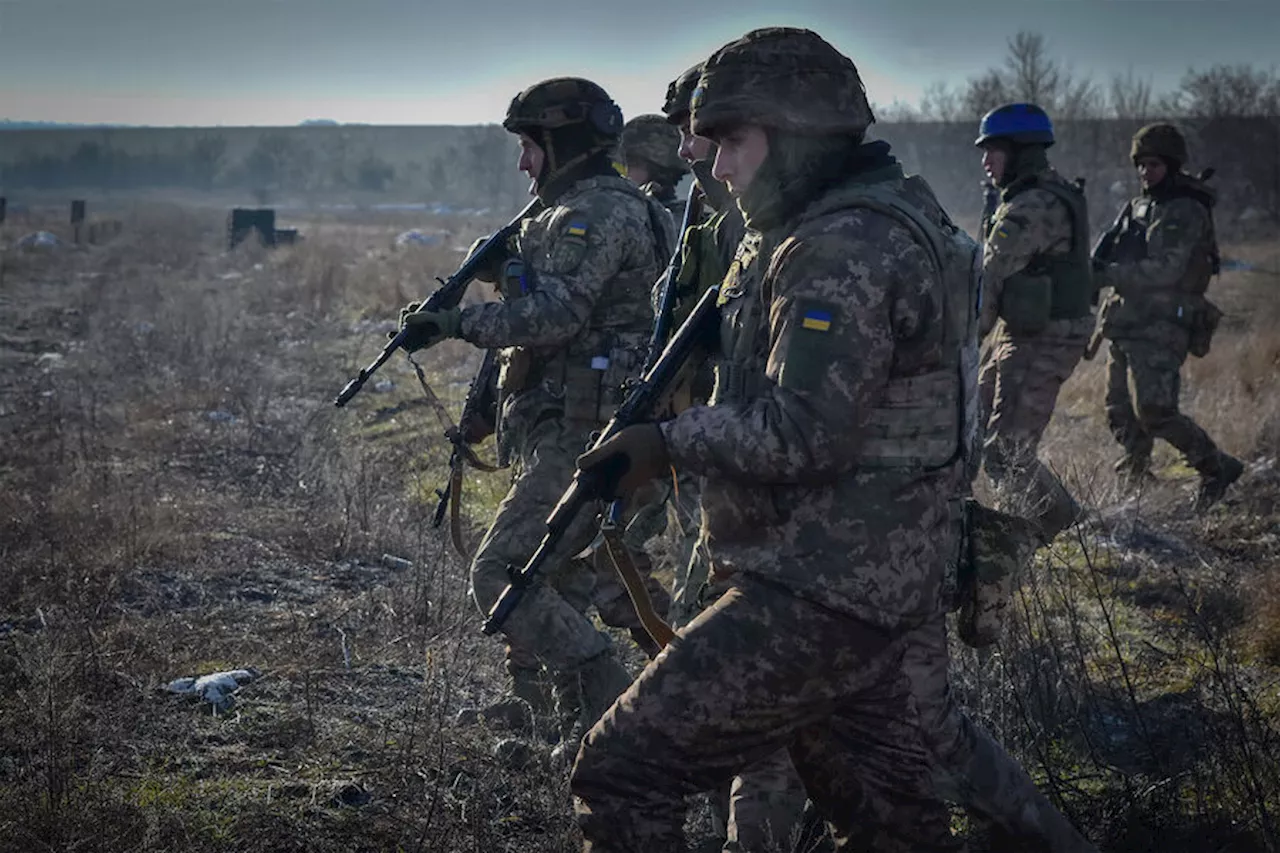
[801,308,832,332]
[566,220,588,238]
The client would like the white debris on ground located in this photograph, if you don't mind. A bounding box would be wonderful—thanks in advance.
[394,229,446,248]
[166,667,261,712]
[15,231,64,251]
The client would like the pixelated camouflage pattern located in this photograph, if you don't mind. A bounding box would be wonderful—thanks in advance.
[724,748,809,852]
[571,577,959,853]
[621,114,685,177]
[663,62,703,124]
[1130,123,1189,166]
[1104,339,1223,474]
[903,616,1101,852]
[504,77,621,135]
[1096,192,1215,354]
[463,176,670,702]
[1096,185,1225,475]
[980,176,1077,337]
[460,175,671,449]
[468,414,617,670]
[954,500,1040,647]
[660,171,966,630]
[978,317,1090,539]
[690,27,875,138]
[979,174,1090,539]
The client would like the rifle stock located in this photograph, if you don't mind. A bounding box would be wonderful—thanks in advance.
[482,282,721,635]
[333,198,541,408]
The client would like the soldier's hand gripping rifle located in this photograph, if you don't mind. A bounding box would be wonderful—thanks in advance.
[1083,200,1133,361]
[642,183,705,374]
[333,198,541,408]
[481,282,720,636]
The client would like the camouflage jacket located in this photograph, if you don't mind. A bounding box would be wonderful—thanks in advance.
[660,172,966,631]
[981,168,1091,339]
[459,175,674,452]
[1096,183,1216,348]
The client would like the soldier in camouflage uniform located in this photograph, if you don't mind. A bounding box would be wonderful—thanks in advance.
[975,103,1093,542]
[396,77,674,752]
[620,114,688,220]
[569,28,975,852]
[1094,123,1243,509]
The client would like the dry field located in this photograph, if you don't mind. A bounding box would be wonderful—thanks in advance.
[0,201,1278,852]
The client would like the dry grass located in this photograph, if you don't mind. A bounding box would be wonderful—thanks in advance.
[1,202,1278,852]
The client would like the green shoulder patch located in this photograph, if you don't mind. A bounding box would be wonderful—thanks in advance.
[778,298,839,393]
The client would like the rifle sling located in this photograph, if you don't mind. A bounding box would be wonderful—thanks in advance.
[600,520,676,651]
[408,353,504,560]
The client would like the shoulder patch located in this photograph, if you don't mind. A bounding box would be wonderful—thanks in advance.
[566,219,588,238]
[801,307,833,332]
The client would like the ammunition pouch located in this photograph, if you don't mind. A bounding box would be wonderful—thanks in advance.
[998,272,1053,336]
[956,498,1038,648]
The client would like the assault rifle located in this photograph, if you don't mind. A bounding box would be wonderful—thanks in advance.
[431,348,502,557]
[643,183,705,373]
[482,282,720,635]
[333,198,541,408]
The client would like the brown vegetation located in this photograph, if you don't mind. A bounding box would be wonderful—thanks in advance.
[1,200,1278,852]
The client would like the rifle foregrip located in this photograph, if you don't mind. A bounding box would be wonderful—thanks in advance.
[483,583,524,635]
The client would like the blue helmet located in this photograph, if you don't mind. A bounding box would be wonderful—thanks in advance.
[974,103,1054,148]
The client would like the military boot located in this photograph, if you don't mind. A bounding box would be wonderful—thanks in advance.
[455,665,551,737]
[549,651,634,765]
[1194,451,1244,513]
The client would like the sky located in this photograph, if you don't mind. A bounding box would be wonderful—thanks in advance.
[0,0,1276,127]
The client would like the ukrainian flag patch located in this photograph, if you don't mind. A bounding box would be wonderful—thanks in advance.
[801,309,832,332]
[566,220,588,238]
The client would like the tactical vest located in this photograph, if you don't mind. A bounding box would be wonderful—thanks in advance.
[714,174,982,472]
[997,173,1094,322]
[1115,180,1219,296]
[503,175,674,425]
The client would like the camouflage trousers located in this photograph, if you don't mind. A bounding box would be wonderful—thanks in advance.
[469,416,615,675]
[905,617,1098,853]
[978,317,1091,539]
[571,577,959,853]
[1104,338,1221,475]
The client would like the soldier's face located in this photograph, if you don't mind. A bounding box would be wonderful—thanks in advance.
[517,134,546,180]
[712,124,768,196]
[981,145,1007,184]
[625,162,650,187]
[678,123,715,165]
[1136,157,1167,189]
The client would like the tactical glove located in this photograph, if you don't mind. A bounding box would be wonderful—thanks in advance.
[393,301,462,353]
[576,423,670,500]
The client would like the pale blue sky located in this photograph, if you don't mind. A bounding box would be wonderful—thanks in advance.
[1,0,1275,126]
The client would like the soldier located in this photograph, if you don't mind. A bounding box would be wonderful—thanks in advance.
[394,77,674,754]
[620,114,688,220]
[1094,123,1243,509]
[974,103,1093,542]
[569,27,975,851]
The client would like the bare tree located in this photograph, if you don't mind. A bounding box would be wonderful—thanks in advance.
[873,99,923,124]
[1109,67,1154,120]
[1160,64,1280,118]
[961,69,1010,120]
[1003,31,1061,106]
[917,82,961,123]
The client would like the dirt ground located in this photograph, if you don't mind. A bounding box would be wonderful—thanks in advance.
[1,201,1278,852]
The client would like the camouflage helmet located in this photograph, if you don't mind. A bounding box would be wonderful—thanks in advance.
[620,114,685,177]
[690,27,875,138]
[662,62,703,125]
[503,77,624,140]
[1131,123,1188,167]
